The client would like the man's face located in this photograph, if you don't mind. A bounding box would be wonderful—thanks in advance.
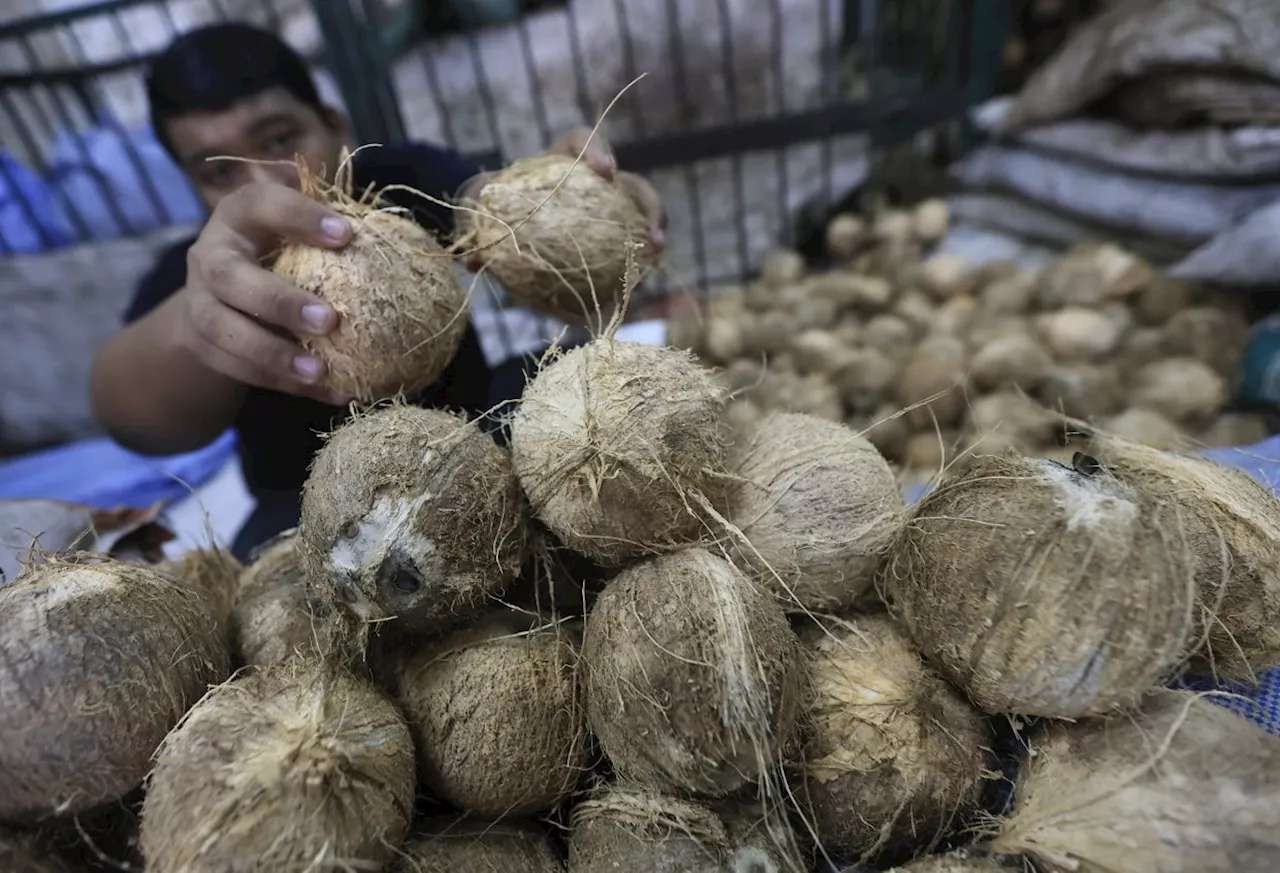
[164,86,351,211]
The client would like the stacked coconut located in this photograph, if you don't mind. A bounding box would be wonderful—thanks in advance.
[668,200,1268,489]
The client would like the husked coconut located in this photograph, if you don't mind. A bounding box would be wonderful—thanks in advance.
[968,392,1059,447]
[1198,413,1269,449]
[705,316,746,363]
[1116,325,1169,371]
[793,616,993,865]
[929,295,979,339]
[833,348,901,411]
[1037,243,1151,308]
[810,273,893,310]
[883,453,1198,717]
[0,560,228,821]
[1087,434,1280,679]
[512,341,728,565]
[874,210,914,244]
[724,399,764,443]
[1163,306,1250,376]
[894,336,969,429]
[904,430,956,473]
[393,819,562,873]
[728,413,905,611]
[966,313,1030,349]
[1134,275,1195,325]
[920,253,977,301]
[826,213,868,261]
[1036,308,1124,361]
[761,249,806,287]
[794,297,839,332]
[790,329,852,374]
[912,199,949,242]
[1098,408,1185,451]
[157,546,241,640]
[298,404,528,627]
[721,359,766,393]
[568,785,728,873]
[862,403,911,462]
[140,661,415,873]
[1032,364,1125,420]
[668,305,705,353]
[582,549,801,795]
[971,334,1054,391]
[709,286,747,316]
[894,290,938,333]
[460,154,655,325]
[865,314,918,357]
[232,531,359,669]
[395,616,587,817]
[980,270,1037,314]
[792,375,845,422]
[715,798,806,871]
[993,690,1280,873]
[1130,358,1226,425]
[273,161,467,401]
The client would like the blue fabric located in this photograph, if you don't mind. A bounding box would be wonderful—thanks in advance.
[0,431,237,510]
[0,151,75,254]
[45,123,205,241]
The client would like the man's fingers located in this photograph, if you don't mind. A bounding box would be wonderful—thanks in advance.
[191,300,330,396]
[215,181,353,254]
[619,172,667,250]
[554,127,616,180]
[192,247,337,336]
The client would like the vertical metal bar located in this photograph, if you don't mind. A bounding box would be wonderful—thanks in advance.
[562,1,594,128]
[769,0,790,247]
[712,0,749,281]
[661,0,709,290]
[514,13,553,149]
[610,0,647,139]
[0,138,54,251]
[461,21,503,156]
[307,0,403,145]
[817,0,834,220]
[417,44,460,151]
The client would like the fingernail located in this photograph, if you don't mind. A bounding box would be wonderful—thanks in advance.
[321,215,350,243]
[293,355,323,380]
[301,303,334,332]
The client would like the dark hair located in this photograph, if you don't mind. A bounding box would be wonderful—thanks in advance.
[146,23,323,158]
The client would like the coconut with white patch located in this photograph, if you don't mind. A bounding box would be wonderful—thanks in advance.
[511,340,729,567]
[883,453,1198,717]
[298,404,528,629]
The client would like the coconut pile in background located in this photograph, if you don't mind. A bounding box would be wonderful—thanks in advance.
[668,200,1269,489]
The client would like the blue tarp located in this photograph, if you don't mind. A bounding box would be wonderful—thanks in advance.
[0,151,75,254]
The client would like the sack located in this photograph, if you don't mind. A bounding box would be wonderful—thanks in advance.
[1111,71,1280,128]
[0,152,74,254]
[1169,196,1280,285]
[997,0,1280,132]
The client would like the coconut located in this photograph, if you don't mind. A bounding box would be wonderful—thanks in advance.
[979,270,1037,314]
[874,210,915,244]
[894,290,937,333]
[930,295,979,339]
[968,392,1059,447]
[1031,364,1125,420]
[1037,243,1151,308]
[1116,325,1169,371]
[790,329,851,374]
[919,254,977,301]
[793,615,993,865]
[970,334,1053,392]
[157,545,241,639]
[903,430,956,474]
[0,830,87,873]
[825,213,868,261]
[882,453,1198,717]
[568,785,729,872]
[273,163,467,401]
[140,661,414,873]
[811,272,893,310]
[894,336,969,430]
[993,690,1280,872]
[715,798,806,872]
[582,548,801,795]
[791,375,845,422]
[966,313,1031,350]
[1130,358,1226,426]
[395,615,587,817]
[1197,412,1269,449]
[0,559,228,821]
[298,403,527,629]
[865,314,918,357]
[760,248,806,287]
[728,413,904,612]
[1035,307,1124,361]
[1085,433,1280,679]
[886,852,1016,872]
[833,348,901,412]
[705,316,746,363]
[753,310,797,354]
[232,531,357,668]
[460,154,655,325]
[1133,275,1195,325]
[912,199,949,243]
[793,297,839,332]
[862,404,911,462]
[393,818,562,872]
[668,304,706,353]
[1163,306,1250,376]
[511,340,728,566]
[1097,408,1185,451]
[710,285,748,316]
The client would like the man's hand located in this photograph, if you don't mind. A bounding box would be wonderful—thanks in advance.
[461,126,667,270]
[177,182,354,404]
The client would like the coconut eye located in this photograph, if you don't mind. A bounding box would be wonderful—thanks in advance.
[392,572,421,593]
[340,520,360,540]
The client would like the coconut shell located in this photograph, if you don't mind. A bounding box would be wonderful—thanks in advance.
[0,559,228,821]
[395,617,588,818]
[582,548,801,795]
[232,531,358,668]
[274,202,467,402]
[511,340,728,567]
[298,404,528,629]
[1086,435,1280,679]
[728,413,904,612]
[994,690,1280,872]
[461,154,654,325]
[393,818,562,872]
[568,785,729,873]
[140,661,415,873]
[791,616,993,865]
[883,453,1198,717]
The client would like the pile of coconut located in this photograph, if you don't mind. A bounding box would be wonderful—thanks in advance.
[2,161,1279,873]
[668,201,1268,488]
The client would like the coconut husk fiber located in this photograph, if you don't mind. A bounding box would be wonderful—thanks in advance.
[0,829,89,873]
[460,153,656,327]
[157,545,241,642]
[791,615,994,866]
[885,851,1021,872]
[1085,433,1280,682]
[511,340,729,567]
[728,411,905,612]
[0,559,229,822]
[140,660,415,873]
[392,818,562,872]
[232,530,360,669]
[582,548,801,796]
[272,158,468,402]
[394,614,588,818]
[715,797,809,872]
[882,453,1198,718]
[298,403,529,630]
[993,690,1280,872]
[567,784,729,873]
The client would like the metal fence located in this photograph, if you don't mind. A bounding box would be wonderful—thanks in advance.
[0,0,1007,295]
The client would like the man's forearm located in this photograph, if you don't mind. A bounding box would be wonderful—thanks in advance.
[90,294,247,456]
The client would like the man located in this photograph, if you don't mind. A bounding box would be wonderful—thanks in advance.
[89,23,665,560]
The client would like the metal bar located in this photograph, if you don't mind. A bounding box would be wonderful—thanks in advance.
[514,13,553,148]
[769,0,790,246]
[660,0,708,289]
[712,0,749,279]
[610,0,647,138]
[0,0,161,38]
[307,0,396,145]
[611,90,967,174]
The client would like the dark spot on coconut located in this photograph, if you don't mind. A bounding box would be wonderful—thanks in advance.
[340,520,360,540]
[377,550,423,597]
[1072,452,1103,477]
[339,580,360,603]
